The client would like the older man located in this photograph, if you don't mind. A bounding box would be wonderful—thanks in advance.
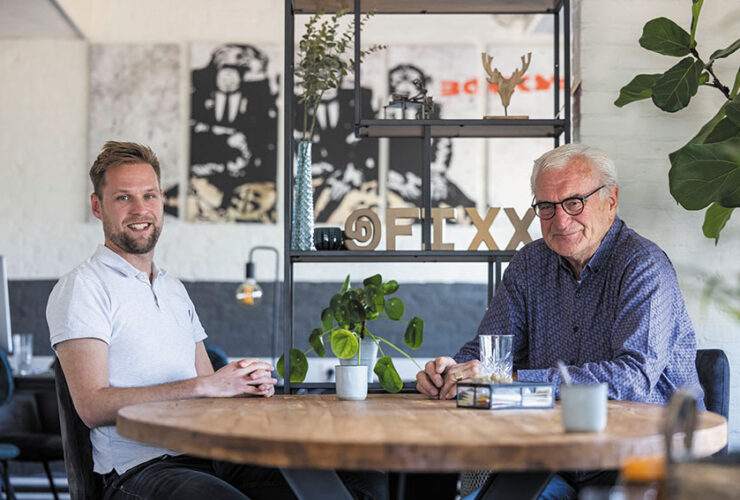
[416,143,704,498]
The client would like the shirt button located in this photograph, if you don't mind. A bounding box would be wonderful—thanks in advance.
[573,326,579,332]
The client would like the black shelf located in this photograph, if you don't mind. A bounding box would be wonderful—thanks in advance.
[358,119,566,138]
[293,0,562,15]
[290,250,517,263]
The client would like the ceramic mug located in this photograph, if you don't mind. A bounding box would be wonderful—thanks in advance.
[560,383,608,432]
[314,227,345,250]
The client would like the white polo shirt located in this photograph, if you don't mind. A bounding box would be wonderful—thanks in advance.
[46,245,207,474]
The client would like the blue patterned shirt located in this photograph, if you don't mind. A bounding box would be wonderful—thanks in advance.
[455,217,705,408]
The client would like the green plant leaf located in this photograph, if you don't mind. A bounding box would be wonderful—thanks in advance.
[331,329,359,359]
[651,57,703,112]
[704,117,740,144]
[276,349,308,383]
[688,106,728,145]
[614,74,661,107]
[639,17,692,57]
[373,356,403,393]
[363,274,382,286]
[382,280,399,294]
[340,274,351,294]
[347,298,366,323]
[725,95,740,127]
[309,328,326,357]
[321,307,334,331]
[690,0,703,48]
[709,38,740,62]
[668,136,740,210]
[702,203,735,243]
[364,284,385,314]
[385,297,405,320]
[699,72,710,86]
[404,317,424,349]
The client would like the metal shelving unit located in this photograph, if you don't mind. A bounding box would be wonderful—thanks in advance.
[282,0,570,392]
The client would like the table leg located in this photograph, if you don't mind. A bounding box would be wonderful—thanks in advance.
[477,471,554,500]
[279,468,354,500]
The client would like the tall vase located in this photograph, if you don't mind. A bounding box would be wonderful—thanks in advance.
[291,140,315,251]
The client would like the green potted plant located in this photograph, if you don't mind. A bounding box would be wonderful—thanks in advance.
[614,0,740,242]
[291,10,385,250]
[278,274,425,393]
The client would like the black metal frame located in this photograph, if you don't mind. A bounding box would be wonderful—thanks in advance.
[283,0,571,394]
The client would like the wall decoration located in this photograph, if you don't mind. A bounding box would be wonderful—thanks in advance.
[294,50,385,225]
[187,43,280,223]
[386,46,482,223]
[481,51,532,118]
[88,44,181,217]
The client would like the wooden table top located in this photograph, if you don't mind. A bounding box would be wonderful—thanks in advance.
[117,394,727,472]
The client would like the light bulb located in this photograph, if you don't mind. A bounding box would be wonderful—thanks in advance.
[236,278,263,307]
[236,262,263,307]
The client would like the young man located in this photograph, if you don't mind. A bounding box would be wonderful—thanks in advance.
[416,144,704,499]
[47,141,294,499]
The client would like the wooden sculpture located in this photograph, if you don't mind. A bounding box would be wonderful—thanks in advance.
[481,52,532,118]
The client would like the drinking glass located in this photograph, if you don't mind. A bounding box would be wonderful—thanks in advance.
[479,334,513,383]
[12,333,34,375]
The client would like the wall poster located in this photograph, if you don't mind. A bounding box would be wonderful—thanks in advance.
[187,43,280,223]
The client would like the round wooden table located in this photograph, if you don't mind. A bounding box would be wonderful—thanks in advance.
[117,393,727,472]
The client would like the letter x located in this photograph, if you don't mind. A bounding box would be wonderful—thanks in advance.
[466,207,500,251]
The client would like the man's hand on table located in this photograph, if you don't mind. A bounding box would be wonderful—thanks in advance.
[416,357,482,400]
[201,358,277,398]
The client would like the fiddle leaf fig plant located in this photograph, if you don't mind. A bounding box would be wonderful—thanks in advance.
[296,10,386,142]
[277,274,424,393]
[615,0,740,242]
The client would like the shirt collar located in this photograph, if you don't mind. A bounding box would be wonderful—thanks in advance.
[556,216,623,278]
[93,244,167,280]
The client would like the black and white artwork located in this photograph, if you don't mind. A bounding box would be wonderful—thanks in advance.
[88,44,181,217]
[187,43,280,223]
[294,51,385,225]
[386,46,482,223]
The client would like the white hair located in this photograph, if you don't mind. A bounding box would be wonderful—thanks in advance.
[530,144,618,200]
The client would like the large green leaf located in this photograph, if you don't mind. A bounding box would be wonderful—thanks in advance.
[652,58,703,112]
[309,328,326,357]
[347,297,366,323]
[709,38,740,63]
[704,118,740,144]
[321,307,334,331]
[702,203,735,243]
[364,284,384,314]
[725,95,740,127]
[382,280,399,294]
[339,274,351,294]
[276,349,308,383]
[373,356,403,393]
[404,317,424,349]
[331,329,359,359]
[688,106,728,145]
[614,74,661,107]
[639,17,692,57]
[669,137,740,210]
[363,274,382,287]
[385,297,405,320]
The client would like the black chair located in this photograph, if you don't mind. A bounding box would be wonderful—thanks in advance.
[695,348,730,455]
[53,359,103,500]
[205,343,229,371]
[0,350,20,500]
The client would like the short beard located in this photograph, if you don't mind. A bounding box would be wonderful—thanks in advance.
[105,221,162,255]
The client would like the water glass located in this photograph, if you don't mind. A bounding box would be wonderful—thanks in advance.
[479,334,513,383]
[12,333,34,375]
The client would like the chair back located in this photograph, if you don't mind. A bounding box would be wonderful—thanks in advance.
[205,343,228,371]
[695,348,730,455]
[0,349,13,407]
[53,358,103,500]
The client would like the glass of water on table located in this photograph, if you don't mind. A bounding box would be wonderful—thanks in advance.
[478,334,513,383]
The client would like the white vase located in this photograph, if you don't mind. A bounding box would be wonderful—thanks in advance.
[339,337,378,382]
[335,365,368,400]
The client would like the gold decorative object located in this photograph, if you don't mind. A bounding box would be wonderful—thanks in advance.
[481,52,532,118]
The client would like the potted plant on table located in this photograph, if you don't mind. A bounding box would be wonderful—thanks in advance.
[278,274,424,395]
[291,10,386,250]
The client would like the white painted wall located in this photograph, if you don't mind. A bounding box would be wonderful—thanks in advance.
[577,0,740,451]
[1,0,738,450]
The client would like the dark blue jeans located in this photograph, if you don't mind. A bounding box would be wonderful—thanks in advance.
[101,454,388,500]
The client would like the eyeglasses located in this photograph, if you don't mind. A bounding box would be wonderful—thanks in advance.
[531,185,605,220]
